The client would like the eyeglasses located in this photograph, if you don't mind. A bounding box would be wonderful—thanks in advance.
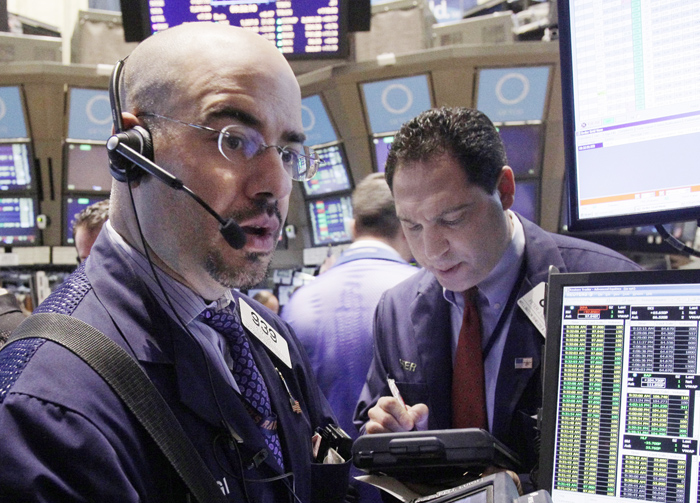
[138,113,320,182]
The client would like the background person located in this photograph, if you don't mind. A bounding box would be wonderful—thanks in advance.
[72,198,110,263]
[282,173,417,502]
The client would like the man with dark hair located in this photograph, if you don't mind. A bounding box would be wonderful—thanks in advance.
[72,198,110,263]
[283,173,417,502]
[354,107,641,485]
[0,24,349,503]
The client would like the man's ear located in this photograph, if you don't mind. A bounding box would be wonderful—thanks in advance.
[496,166,515,211]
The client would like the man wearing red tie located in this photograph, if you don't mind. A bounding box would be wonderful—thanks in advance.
[354,107,641,488]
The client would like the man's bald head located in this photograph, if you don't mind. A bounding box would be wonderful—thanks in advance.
[121,23,297,117]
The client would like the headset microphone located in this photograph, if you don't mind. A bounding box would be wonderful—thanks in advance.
[107,134,247,250]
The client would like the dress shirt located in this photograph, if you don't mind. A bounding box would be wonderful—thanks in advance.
[104,221,241,393]
[443,211,526,430]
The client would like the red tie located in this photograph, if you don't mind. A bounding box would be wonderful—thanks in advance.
[451,287,487,429]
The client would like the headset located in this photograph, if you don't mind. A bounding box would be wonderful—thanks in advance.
[106,58,247,250]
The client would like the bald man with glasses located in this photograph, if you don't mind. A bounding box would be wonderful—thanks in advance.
[0,24,348,503]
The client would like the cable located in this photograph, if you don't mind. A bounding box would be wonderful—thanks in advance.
[125,181,303,503]
[654,223,700,258]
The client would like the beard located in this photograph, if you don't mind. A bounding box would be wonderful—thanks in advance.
[205,249,272,289]
[204,199,282,289]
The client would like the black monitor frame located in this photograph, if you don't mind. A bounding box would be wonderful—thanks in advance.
[0,194,42,246]
[62,194,109,246]
[539,268,700,498]
[0,140,38,192]
[370,132,396,173]
[119,0,350,60]
[558,0,700,232]
[302,141,354,199]
[306,192,353,247]
[62,141,113,194]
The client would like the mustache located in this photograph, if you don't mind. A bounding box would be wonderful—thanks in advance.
[226,199,282,227]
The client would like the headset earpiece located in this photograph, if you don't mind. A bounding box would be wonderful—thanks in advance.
[108,125,154,182]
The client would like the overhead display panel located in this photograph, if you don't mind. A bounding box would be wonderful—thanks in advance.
[301,94,338,146]
[476,66,551,124]
[0,143,33,191]
[302,143,352,198]
[0,86,29,140]
[307,194,353,246]
[67,88,113,142]
[361,74,433,134]
[123,0,349,59]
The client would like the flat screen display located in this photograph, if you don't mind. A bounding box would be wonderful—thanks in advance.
[498,124,544,177]
[559,0,700,230]
[0,142,33,191]
[540,269,700,503]
[372,134,394,173]
[302,143,352,198]
[511,178,538,223]
[121,0,349,59]
[64,196,107,245]
[0,86,29,140]
[0,197,39,245]
[64,143,113,192]
[308,194,353,246]
[362,75,433,134]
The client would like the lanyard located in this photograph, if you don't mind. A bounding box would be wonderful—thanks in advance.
[481,258,528,360]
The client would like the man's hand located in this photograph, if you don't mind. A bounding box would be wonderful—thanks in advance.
[365,397,429,433]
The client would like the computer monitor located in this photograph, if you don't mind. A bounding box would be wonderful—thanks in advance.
[361,75,433,135]
[0,196,40,245]
[0,85,30,140]
[0,142,34,191]
[63,142,112,193]
[63,196,106,245]
[119,0,350,59]
[302,143,353,198]
[372,134,395,173]
[559,0,700,231]
[66,88,113,143]
[511,178,539,223]
[539,268,700,503]
[498,124,544,177]
[307,194,353,246]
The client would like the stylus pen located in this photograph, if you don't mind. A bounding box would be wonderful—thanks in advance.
[387,377,408,411]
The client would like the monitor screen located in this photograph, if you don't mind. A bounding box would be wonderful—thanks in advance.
[361,75,433,134]
[64,143,113,192]
[0,142,34,191]
[559,0,700,231]
[0,86,29,140]
[540,269,700,503]
[498,124,544,177]
[302,143,352,198]
[0,197,39,245]
[372,134,394,173]
[307,194,353,246]
[64,196,107,245]
[120,0,349,59]
[511,178,538,223]
[67,88,113,142]
[476,66,550,124]
[302,94,338,146]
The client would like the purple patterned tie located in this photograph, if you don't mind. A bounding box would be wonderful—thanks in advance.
[198,305,284,468]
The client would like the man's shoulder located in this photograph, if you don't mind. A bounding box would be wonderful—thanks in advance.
[526,221,641,272]
[381,267,435,303]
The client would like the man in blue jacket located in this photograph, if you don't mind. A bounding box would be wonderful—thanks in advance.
[0,24,349,503]
[354,107,641,485]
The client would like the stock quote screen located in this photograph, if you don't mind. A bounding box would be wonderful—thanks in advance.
[148,0,344,57]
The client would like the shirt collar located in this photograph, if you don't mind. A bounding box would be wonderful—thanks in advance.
[348,238,401,255]
[443,210,525,308]
[104,221,235,323]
